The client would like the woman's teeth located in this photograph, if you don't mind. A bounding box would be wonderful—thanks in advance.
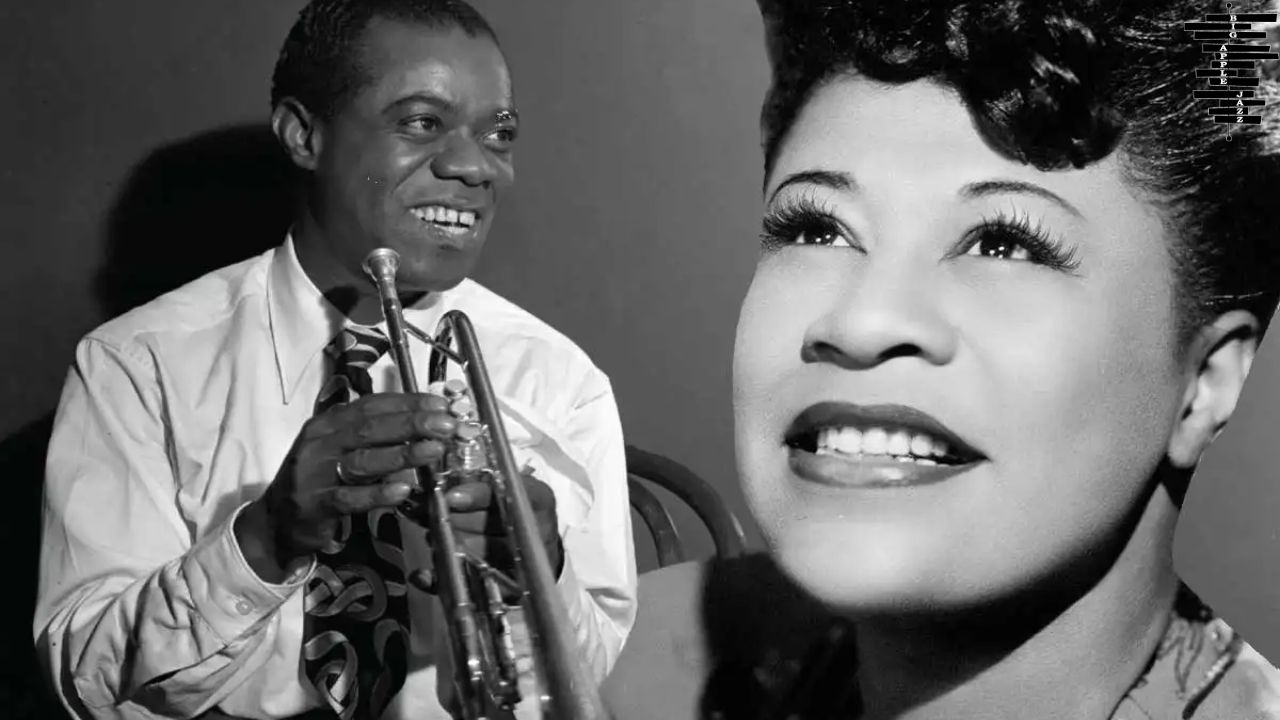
[814,426,951,464]
[411,206,477,228]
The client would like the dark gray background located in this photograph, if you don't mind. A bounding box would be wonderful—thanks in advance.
[0,1,1274,715]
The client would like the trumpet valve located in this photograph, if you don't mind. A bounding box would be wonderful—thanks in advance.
[443,378,469,397]
[453,423,488,474]
[449,396,476,420]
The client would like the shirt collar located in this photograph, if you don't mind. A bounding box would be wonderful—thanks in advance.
[1113,610,1243,718]
[266,232,451,404]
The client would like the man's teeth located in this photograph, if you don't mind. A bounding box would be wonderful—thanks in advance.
[815,427,951,464]
[411,206,477,228]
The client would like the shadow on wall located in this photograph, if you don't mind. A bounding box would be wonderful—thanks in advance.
[97,123,298,317]
[0,125,297,720]
[0,414,59,720]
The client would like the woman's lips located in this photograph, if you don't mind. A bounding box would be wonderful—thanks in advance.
[787,448,981,489]
[783,402,986,489]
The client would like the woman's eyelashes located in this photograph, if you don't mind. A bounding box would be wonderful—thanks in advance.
[760,196,1081,273]
[954,207,1081,273]
[760,195,855,250]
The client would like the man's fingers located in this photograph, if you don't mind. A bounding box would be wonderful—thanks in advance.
[338,409,456,452]
[446,481,498,536]
[306,393,453,445]
[318,482,412,516]
[337,440,446,483]
[446,481,492,512]
[316,392,446,428]
[445,474,557,532]
[444,473,554,511]
[349,391,450,416]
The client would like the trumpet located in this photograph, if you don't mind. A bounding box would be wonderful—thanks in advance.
[362,248,611,720]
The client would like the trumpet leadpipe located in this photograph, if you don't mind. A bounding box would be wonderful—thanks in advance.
[361,247,612,720]
[362,248,421,395]
[361,249,490,714]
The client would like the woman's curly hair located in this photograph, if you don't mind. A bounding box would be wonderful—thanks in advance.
[758,0,1280,342]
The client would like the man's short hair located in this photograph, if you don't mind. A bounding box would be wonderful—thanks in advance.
[270,0,499,119]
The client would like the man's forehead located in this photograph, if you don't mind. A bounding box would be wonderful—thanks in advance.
[357,16,505,74]
[355,19,512,110]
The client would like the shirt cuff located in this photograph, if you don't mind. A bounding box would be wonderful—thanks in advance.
[182,502,316,643]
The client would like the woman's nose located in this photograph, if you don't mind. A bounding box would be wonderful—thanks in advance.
[801,256,957,370]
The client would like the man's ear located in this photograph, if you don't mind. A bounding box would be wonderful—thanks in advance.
[271,98,323,171]
[1167,309,1261,469]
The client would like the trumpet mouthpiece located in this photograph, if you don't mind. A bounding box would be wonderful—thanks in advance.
[362,247,401,282]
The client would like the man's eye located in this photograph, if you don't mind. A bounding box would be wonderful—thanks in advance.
[405,116,442,133]
[484,127,517,151]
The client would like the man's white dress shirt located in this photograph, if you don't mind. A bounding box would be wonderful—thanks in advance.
[34,236,637,719]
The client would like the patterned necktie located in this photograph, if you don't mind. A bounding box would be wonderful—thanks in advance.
[304,325,410,720]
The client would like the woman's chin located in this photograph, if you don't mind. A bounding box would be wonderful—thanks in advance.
[767,522,992,616]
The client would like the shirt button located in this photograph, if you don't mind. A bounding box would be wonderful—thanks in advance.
[235,599,253,615]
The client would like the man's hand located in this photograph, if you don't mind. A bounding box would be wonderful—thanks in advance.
[408,469,563,595]
[235,393,458,583]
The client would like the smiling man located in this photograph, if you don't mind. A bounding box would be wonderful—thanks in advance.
[34,2,637,719]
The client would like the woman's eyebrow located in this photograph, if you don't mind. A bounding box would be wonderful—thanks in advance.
[959,179,1083,218]
[767,169,856,204]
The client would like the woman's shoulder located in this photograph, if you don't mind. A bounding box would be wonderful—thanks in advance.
[604,554,838,720]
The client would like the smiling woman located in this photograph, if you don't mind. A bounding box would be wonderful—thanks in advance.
[603,0,1280,718]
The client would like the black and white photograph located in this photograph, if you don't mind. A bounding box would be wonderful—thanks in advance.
[2,1,1279,719]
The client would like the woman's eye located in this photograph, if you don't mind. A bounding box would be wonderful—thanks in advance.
[963,226,1033,262]
[761,207,853,250]
[795,221,850,247]
[956,216,1080,272]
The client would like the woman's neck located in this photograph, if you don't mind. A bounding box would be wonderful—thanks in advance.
[852,490,1180,720]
